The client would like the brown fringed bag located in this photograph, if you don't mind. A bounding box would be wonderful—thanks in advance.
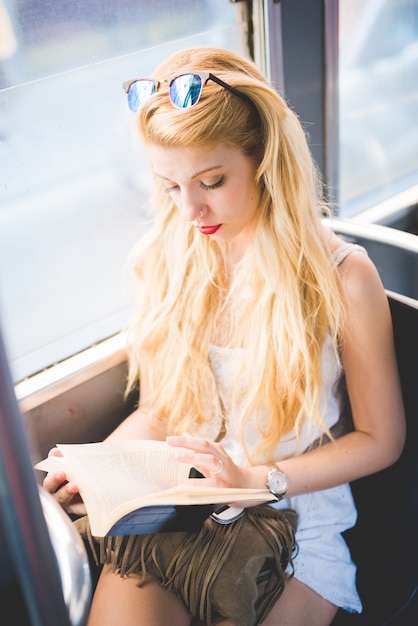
[76,505,298,626]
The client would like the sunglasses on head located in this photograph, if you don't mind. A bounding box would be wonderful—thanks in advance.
[122,71,253,112]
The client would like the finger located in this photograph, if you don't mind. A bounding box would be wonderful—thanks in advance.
[166,435,216,453]
[48,481,84,514]
[47,447,63,458]
[167,437,230,481]
[173,449,221,475]
[210,457,224,476]
[54,484,78,505]
[175,448,219,470]
[43,470,67,492]
[43,471,79,500]
[193,454,224,476]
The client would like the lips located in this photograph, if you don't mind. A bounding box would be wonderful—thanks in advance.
[196,224,222,235]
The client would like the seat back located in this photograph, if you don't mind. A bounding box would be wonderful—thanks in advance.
[334,290,418,625]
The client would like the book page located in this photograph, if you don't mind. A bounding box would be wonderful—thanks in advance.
[58,440,191,489]
[35,440,192,531]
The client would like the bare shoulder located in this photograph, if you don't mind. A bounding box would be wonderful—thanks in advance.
[332,237,388,313]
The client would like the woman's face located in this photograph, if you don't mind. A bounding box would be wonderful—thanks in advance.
[146,143,261,254]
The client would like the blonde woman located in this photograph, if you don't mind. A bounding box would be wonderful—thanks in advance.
[44,47,405,626]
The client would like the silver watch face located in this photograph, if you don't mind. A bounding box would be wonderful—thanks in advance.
[268,470,289,497]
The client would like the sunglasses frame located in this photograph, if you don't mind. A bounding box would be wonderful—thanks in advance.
[122,71,253,112]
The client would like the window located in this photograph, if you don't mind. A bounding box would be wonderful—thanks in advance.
[0,0,249,382]
[339,0,418,214]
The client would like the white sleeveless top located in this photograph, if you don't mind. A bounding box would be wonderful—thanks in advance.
[204,243,367,612]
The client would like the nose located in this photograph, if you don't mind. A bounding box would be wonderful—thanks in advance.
[180,188,207,222]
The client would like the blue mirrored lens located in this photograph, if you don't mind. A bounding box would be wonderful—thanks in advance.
[169,74,203,109]
[127,80,157,112]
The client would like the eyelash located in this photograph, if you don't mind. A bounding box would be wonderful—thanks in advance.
[200,176,224,191]
[164,176,225,194]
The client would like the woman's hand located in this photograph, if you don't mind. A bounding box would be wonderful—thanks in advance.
[166,435,254,489]
[42,447,86,516]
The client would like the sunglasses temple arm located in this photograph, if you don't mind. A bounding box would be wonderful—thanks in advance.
[207,73,254,107]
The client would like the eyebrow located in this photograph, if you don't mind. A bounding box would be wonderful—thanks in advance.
[154,165,223,182]
[191,165,223,179]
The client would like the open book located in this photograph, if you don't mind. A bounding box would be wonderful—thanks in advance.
[34,440,276,537]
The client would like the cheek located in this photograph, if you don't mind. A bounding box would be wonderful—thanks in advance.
[244,185,261,214]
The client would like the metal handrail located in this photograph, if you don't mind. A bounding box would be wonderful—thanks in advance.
[323,217,418,253]
[0,322,91,626]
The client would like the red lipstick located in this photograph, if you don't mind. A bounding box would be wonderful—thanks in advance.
[196,224,222,235]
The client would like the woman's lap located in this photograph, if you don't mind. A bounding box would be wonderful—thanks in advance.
[87,556,357,624]
[86,484,362,624]
[89,569,338,626]
[87,566,191,626]
[259,577,338,626]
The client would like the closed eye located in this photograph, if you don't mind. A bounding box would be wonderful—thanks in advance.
[200,176,224,191]
[163,184,179,193]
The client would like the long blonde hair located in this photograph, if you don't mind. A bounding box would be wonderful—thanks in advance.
[125,47,343,463]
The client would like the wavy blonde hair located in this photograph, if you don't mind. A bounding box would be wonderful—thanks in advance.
[125,47,343,463]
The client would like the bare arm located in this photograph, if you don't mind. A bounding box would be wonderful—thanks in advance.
[282,250,405,489]
[106,350,169,441]
[105,405,168,441]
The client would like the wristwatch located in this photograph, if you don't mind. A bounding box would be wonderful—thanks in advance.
[266,465,289,500]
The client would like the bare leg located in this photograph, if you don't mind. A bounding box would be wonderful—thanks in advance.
[260,578,338,626]
[213,578,338,626]
[87,564,192,626]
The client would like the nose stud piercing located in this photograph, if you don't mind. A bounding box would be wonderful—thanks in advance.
[199,210,203,217]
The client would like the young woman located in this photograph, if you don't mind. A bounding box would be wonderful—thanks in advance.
[43,47,406,626]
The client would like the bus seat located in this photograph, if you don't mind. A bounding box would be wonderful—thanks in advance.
[333,290,418,625]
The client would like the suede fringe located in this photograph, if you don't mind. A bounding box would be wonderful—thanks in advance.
[75,505,297,626]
